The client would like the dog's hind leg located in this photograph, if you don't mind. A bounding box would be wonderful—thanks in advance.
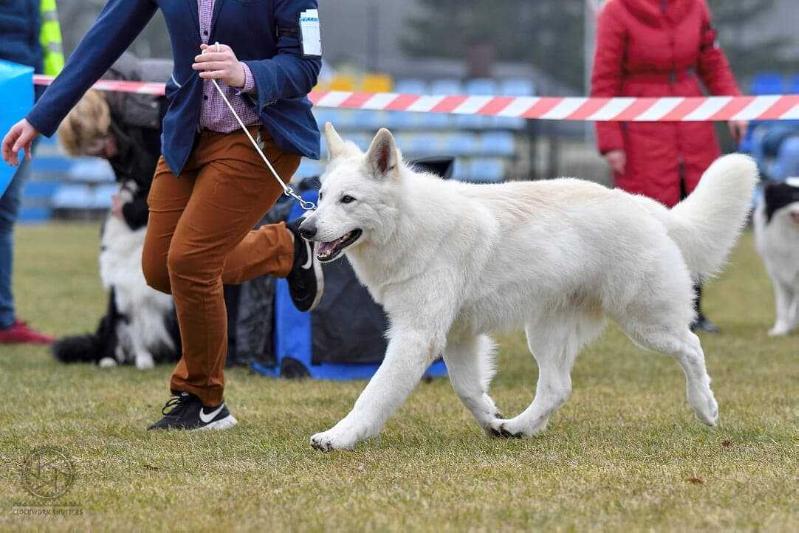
[489,314,604,438]
[769,280,797,336]
[444,335,500,432]
[623,321,718,426]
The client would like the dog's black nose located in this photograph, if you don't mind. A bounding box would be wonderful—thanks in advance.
[299,220,317,239]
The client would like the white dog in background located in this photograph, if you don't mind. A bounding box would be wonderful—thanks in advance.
[753,179,799,336]
[300,123,757,451]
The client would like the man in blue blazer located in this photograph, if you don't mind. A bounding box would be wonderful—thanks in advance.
[2,0,324,431]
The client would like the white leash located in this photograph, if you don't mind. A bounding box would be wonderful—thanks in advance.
[205,43,316,211]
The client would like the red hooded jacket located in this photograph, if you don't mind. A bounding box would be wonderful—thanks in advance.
[591,0,740,207]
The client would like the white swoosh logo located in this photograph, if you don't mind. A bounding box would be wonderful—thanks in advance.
[301,239,314,270]
[199,404,225,424]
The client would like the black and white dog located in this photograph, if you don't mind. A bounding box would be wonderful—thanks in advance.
[753,178,799,336]
[53,184,180,368]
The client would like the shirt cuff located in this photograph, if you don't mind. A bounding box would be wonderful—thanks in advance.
[237,62,256,94]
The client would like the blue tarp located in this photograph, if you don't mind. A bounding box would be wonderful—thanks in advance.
[0,61,34,196]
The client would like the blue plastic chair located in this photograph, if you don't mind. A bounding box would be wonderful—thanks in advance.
[750,73,784,95]
[394,78,427,95]
[430,79,463,96]
[465,78,498,95]
[479,132,515,156]
[444,133,478,156]
[52,184,93,209]
[771,136,799,180]
[500,78,535,96]
[467,158,505,183]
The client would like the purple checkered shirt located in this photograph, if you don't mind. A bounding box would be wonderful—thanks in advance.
[199,0,260,132]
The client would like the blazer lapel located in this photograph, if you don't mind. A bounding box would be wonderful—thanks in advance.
[210,0,228,39]
[185,0,200,33]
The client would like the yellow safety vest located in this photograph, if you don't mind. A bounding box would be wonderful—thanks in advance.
[39,0,64,75]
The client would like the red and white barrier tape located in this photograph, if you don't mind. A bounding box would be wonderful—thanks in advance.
[33,75,799,122]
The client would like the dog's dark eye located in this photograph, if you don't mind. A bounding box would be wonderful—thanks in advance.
[340,195,356,204]
[318,192,324,201]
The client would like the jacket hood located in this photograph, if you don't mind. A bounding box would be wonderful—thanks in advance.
[620,0,694,26]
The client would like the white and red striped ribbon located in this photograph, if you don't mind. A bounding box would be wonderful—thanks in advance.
[33,75,799,122]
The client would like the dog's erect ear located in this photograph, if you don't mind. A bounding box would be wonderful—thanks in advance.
[324,122,346,159]
[365,128,399,179]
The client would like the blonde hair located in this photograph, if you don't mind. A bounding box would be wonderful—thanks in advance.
[58,90,112,156]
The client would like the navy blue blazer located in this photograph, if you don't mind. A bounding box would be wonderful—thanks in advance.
[27,0,321,175]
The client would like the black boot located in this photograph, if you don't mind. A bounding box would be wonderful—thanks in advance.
[690,283,720,333]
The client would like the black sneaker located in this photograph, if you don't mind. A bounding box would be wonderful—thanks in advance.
[285,219,324,312]
[147,392,237,431]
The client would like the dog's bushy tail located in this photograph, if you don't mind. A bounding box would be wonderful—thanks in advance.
[52,334,104,364]
[668,154,758,278]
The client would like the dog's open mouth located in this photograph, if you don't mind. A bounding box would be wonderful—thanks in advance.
[317,229,363,262]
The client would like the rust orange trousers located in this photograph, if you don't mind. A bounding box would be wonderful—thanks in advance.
[142,128,299,406]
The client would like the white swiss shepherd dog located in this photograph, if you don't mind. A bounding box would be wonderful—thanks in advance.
[301,123,758,451]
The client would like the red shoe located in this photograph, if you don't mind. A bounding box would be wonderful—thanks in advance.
[0,320,55,345]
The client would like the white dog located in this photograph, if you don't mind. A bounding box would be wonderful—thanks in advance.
[301,124,757,451]
[753,179,799,336]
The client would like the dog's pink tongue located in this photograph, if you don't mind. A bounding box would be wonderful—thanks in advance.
[318,242,335,256]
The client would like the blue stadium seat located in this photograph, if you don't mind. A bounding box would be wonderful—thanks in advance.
[500,78,535,96]
[465,78,497,95]
[30,156,71,174]
[384,110,419,129]
[394,79,427,95]
[418,111,451,129]
[750,73,785,95]
[454,113,491,130]
[67,158,115,183]
[789,75,799,94]
[52,184,93,209]
[398,133,438,157]
[19,207,52,223]
[92,184,118,209]
[771,136,799,180]
[22,180,60,199]
[444,133,478,156]
[297,159,324,178]
[479,132,516,156]
[467,158,505,183]
[430,79,462,96]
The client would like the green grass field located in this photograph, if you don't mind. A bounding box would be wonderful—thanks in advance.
[1,223,797,531]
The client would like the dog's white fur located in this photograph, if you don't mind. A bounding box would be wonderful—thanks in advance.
[753,189,799,336]
[303,124,757,451]
[99,215,175,369]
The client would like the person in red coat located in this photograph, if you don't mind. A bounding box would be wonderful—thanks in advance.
[591,0,747,332]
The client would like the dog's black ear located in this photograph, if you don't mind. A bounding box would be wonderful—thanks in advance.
[366,128,399,179]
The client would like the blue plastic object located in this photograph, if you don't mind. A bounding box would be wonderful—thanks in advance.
[253,188,448,380]
[0,61,34,196]
[771,136,799,180]
[750,73,784,95]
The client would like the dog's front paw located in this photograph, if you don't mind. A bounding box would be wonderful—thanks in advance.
[768,324,790,337]
[135,354,155,370]
[310,428,358,452]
